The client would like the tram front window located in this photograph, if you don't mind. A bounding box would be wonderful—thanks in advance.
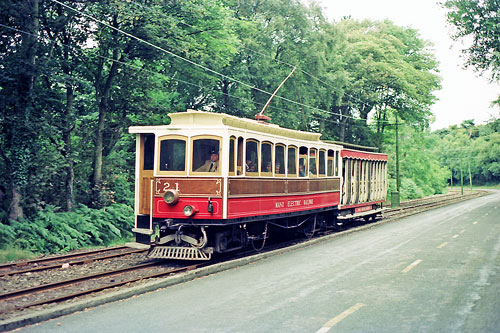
[192,138,221,173]
[159,138,186,171]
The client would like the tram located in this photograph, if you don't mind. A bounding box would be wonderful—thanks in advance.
[126,110,387,260]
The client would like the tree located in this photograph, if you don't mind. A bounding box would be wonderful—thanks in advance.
[69,0,239,207]
[444,0,500,80]
[327,19,441,146]
[0,0,41,220]
[433,118,500,185]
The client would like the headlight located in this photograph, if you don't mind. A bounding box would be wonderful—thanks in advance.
[163,190,180,206]
[183,205,197,217]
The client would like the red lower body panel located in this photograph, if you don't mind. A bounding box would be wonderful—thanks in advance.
[340,200,384,210]
[228,192,340,219]
[154,197,222,219]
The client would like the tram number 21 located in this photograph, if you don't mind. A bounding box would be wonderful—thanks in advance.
[156,180,180,194]
[163,182,179,192]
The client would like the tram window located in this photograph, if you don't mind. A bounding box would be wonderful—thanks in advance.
[319,150,326,176]
[327,150,334,176]
[192,137,221,173]
[229,137,235,176]
[143,134,155,171]
[261,142,273,175]
[275,144,285,176]
[246,139,259,175]
[309,149,317,177]
[299,146,308,177]
[335,151,339,176]
[299,156,307,177]
[287,146,297,176]
[159,136,186,172]
[237,137,244,175]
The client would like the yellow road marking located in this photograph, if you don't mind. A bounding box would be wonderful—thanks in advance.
[437,242,449,248]
[316,303,366,332]
[460,229,466,234]
[402,259,423,273]
[452,234,460,238]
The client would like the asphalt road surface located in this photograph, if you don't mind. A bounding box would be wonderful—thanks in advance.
[22,190,500,332]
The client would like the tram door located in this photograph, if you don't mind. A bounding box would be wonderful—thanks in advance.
[139,134,155,215]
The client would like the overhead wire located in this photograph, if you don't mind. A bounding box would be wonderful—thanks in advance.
[125,0,394,122]
[0,21,397,134]
[51,0,397,125]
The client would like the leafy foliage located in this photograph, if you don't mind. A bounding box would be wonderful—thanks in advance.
[0,204,133,254]
[444,0,500,80]
[433,118,500,184]
[384,119,450,200]
[0,0,450,254]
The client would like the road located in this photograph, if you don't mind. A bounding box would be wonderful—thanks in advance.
[21,190,500,332]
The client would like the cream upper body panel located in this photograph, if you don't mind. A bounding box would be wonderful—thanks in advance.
[129,109,342,151]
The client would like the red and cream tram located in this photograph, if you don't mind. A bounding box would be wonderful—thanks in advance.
[127,110,387,260]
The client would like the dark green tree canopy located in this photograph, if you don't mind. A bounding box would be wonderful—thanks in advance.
[0,0,443,222]
[444,0,500,80]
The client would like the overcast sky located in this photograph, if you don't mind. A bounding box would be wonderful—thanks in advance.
[317,0,500,130]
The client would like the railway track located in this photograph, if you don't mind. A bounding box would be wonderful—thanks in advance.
[383,190,485,219]
[0,261,201,314]
[0,189,489,320]
[0,246,147,277]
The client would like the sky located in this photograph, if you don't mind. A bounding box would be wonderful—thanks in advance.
[318,0,500,131]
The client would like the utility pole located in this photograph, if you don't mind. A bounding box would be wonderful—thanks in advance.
[396,114,400,192]
[468,160,472,191]
[468,127,473,191]
[391,114,401,208]
[460,167,464,195]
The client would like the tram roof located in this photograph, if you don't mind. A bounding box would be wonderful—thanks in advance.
[130,109,324,142]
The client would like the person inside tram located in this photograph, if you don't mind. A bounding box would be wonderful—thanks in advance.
[265,162,272,173]
[309,162,317,175]
[275,163,281,174]
[299,164,306,177]
[246,159,256,172]
[195,149,219,172]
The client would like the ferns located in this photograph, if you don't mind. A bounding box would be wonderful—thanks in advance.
[0,204,134,255]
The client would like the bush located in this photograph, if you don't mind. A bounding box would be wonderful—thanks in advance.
[400,178,424,200]
[0,204,134,256]
[387,177,425,201]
